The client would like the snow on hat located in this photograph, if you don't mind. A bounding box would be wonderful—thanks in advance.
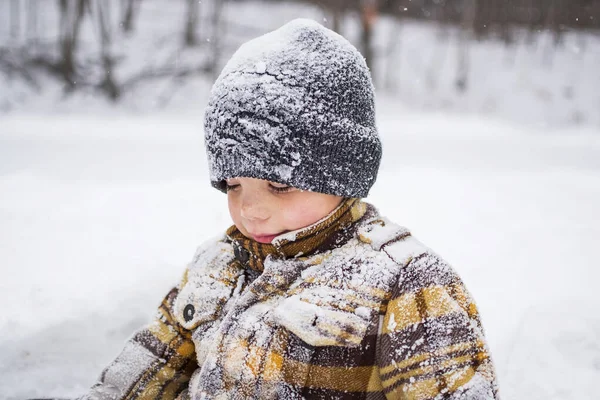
[203,18,381,198]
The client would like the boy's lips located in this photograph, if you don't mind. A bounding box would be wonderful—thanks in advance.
[250,231,287,243]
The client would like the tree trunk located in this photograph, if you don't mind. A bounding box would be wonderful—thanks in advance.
[10,0,21,40]
[58,0,87,88]
[360,0,377,78]
[542,0,558,66]
[208,0,224,77]
[121,0,139,33]
[456,0,477,92]
[184,0,200,46]
[27,0,39,47]
[95,0,120,100]
[330,0,344,34]
[384,17,401,93]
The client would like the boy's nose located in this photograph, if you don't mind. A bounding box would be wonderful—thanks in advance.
[240,197,270,222]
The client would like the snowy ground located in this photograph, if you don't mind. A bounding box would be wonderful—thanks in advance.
[1,95,599,399]
[2,0,599,397]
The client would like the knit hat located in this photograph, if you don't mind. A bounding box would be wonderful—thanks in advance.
[203,18,381,198]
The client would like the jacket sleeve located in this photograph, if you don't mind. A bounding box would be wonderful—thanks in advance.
[378,252,500,400]
[79,284,198,400]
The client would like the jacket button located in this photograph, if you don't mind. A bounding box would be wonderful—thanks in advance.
[234,245,250,264]
[183,304,195,322]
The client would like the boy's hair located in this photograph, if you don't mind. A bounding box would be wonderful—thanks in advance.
[203,19,381,198]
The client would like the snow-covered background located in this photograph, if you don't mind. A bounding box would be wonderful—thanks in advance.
[1,1,600,399]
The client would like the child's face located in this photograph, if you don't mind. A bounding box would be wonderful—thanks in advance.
[226,177,343,244]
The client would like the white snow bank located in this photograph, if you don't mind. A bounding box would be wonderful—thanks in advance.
[1,107,599,399]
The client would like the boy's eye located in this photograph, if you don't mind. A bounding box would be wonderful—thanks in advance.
[225,183,240,192]
[269,183,294,193]
[224,181,295,193]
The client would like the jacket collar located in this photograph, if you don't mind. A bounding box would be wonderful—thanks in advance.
[226,198,367,272]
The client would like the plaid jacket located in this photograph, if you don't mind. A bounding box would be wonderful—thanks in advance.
[80,202,499,400]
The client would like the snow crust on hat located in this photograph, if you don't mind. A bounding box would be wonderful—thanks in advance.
[204,18,381,197]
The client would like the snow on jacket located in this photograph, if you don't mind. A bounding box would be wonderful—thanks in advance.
[79,199,499,400]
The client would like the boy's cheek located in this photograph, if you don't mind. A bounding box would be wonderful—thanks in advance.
[282,204,322,230]
[227,198,243,227]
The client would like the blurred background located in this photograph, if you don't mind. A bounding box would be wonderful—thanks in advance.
[1,1,599,399]
[1,0,599,123]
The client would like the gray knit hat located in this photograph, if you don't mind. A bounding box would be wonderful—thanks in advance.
[204,18,381,198]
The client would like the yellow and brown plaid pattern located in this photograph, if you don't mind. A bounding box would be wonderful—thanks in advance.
[82,202,498,400]
[378,278,495,399]
[83,287,198,400]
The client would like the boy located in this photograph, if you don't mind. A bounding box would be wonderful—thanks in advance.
[77,19,499,400]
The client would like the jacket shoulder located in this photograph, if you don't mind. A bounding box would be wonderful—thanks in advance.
[356,214,467,289]
[356,215,427,266]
